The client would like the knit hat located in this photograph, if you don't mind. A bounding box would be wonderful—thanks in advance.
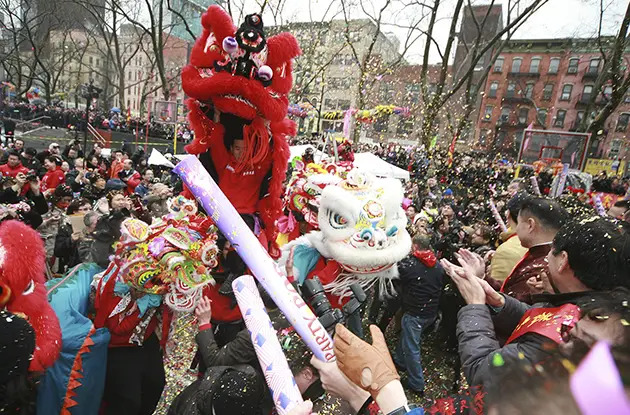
[54,184,73,199]
[0,310,35,383]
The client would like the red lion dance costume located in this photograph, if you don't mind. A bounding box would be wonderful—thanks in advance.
[0,220,61,372]
[182,5,301,257]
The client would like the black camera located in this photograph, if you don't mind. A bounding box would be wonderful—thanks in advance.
[25,170,37,181]
[300,276,366,333]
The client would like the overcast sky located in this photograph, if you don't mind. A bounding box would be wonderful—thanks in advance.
[239,0,627,64]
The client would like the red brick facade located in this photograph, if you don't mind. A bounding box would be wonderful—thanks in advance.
[476,38,630,160]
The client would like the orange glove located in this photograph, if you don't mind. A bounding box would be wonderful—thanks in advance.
[333,324,400,397]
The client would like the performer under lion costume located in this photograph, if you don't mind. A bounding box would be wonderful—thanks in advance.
[181,5,301,257]
[0,220,61,372]
[280,169,412,311]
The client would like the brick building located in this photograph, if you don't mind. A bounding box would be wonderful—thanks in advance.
[476,37,630,160]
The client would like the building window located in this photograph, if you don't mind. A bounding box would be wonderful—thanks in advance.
[588,58,600,75]
[548,58,560,74]
[483,105,493,121]
[560,84,573,101]
[518,107,529,124]
[525,82,534,99]
[406,84,420,104]
[397,117,413,135]
[603,85,613,98]
[493,57,504,73]
[582,85,594,102]
[617,113,630,132]
[374,115,389,132]
[543,83,554,100]
[529,57,541,73]
[488,81,499,98]
[474,55,485,71]
[537,109,548,126]
[506,82,516,98]
[511,57,522,73]
[567,58,579,74]
[554,109,566,128]
[608,139,622,159]
[574,111,585,130]
[499,107,511,123]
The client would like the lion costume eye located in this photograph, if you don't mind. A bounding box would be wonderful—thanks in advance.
[329,212,348,229]
[23,280,34,296]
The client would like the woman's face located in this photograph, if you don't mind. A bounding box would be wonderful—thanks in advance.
[61,161,70,172]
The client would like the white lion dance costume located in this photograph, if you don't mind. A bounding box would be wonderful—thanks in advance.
[280,167,411,310]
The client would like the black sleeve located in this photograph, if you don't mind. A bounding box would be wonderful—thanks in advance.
[28,191,49,215]
[195,328,256,368]
[54,224,75,258]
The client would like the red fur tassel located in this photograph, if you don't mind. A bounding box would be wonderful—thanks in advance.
[236,117,270,172]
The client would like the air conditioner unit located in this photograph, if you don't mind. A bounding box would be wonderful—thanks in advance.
[567,67,578,74]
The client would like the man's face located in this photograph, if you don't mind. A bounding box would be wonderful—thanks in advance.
[14,140,24,151]
[608,205,628,220]
[68,149,77,159]
[515,212,534,248]
[427,177,437,188]
[50,145,60,154]
[123,160,133,170]
[144,170,154,182]
[231,139,246,161]
[7,155,20,168]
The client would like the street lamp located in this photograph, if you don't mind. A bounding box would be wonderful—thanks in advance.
[81,78,103,152]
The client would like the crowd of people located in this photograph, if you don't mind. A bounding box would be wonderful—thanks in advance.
[1,102,191,142]
[0,126,629,415]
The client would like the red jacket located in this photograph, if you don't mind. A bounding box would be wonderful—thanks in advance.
[209,139,272,215]
[121,170,141,194]
[499,243,551,304]
[0,162,28,178]
[42,167,65,193]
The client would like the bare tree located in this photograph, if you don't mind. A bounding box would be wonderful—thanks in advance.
[576,2,630,148]
[337,0,428,142]
[415,0,548,148]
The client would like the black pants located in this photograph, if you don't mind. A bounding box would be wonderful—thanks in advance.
[103,334,165,415]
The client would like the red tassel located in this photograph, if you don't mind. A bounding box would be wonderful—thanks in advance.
[236,117,270,173]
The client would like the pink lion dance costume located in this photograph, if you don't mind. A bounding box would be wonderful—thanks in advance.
[181,5,301,257]
[0,220,61,372]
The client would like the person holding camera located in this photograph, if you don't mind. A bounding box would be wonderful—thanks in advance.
[38,184,74,269]
[0,172,48,229]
